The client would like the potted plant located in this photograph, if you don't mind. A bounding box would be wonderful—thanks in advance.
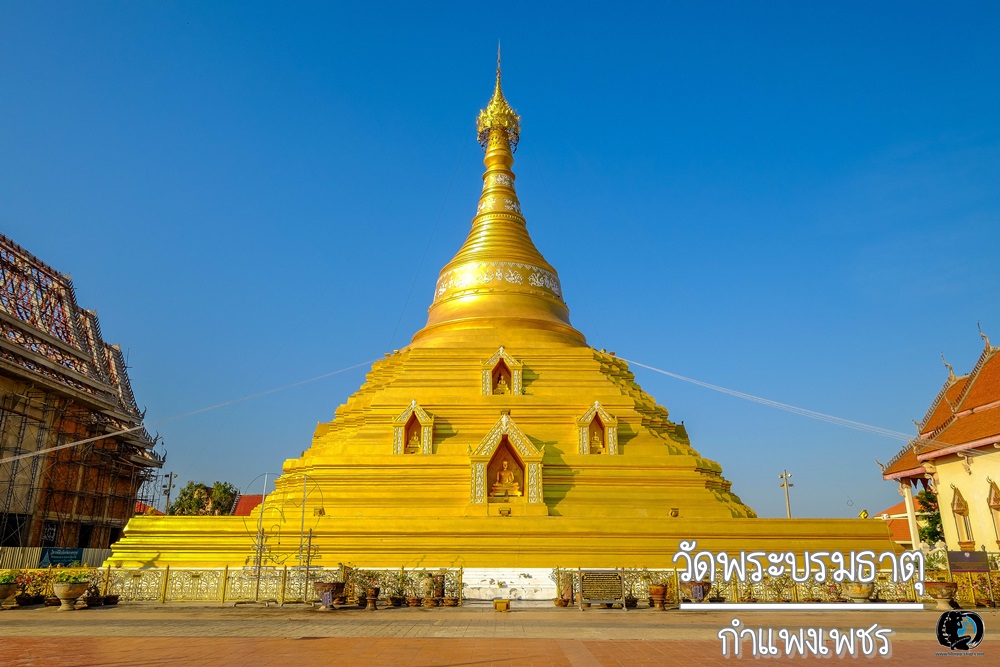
[0,570,18,610]
[385,570,409,607]
[14,569,50,606]
[52,569,91,611]
[82,580,105,607]
[354,570,381,610]
[923,581,959,611]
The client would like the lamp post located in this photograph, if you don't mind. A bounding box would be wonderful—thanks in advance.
[161,472,178,514]
[779,470,793,518]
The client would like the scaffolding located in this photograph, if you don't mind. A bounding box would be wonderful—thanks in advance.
[0,231,163,549]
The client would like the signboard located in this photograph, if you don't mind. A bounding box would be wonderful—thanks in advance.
[947,551,990,573]
[579,569,626,610]
[38,547,84,567]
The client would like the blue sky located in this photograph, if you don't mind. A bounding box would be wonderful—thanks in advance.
[2,2,998,519]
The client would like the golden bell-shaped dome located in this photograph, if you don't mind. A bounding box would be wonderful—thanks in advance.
[411,56,585,348]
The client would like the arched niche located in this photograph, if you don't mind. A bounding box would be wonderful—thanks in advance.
[481,346,523,396]
[576,401,618,455]
[470,413,544,507]
[392,400,434,455]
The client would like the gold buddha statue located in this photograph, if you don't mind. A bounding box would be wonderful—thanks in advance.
[490,459,521,496]
[494,375,509,394]
[590,430,604,454]
[406,431,420,453]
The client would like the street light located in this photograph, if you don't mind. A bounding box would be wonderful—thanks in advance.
[779,470,793,518]
[161,472,178,514]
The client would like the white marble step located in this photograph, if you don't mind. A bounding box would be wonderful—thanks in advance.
[460,567,557,600]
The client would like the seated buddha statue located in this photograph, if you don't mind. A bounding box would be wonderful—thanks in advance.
[590,430,605,454]
[406,431,421,453]
[490,459,521,496]
[494,375,510,394]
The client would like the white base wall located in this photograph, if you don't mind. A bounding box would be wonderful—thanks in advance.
[461,567,557,600]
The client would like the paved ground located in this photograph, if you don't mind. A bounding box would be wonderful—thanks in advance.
[1,601,995,665]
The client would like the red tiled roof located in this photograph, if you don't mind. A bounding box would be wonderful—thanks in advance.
[135,501,164,516]
[876,501,907,517]
[231,494,263,516]
[921,376,969,434]
[959,352,1000,412]
[926,407,1000,449]
[882,446,923,478]
[884,518,914,544]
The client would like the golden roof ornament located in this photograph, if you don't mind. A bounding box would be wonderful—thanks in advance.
[477,46,520,152]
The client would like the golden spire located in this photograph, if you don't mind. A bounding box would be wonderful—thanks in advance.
[411,53,584,348]
[476,46,520,152]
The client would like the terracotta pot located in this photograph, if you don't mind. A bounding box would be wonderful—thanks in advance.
[923,581,958,611]
[422,597,438,608]
[83,595,104,607]
[553,598,568,607]
[406,596,421,607]
[0,582,17,610]
[649,584,667,610]
[842,582,875,604]
[442,597,459,607]
[104,594,120,606]
[52,582,89,611]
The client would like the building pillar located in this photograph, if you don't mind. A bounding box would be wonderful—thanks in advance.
[899,482,921,548]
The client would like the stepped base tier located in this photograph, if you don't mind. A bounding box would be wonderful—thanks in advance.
[108,56,897,569]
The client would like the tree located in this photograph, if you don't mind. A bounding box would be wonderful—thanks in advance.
[168,481,240,516]
[915,489,944,545]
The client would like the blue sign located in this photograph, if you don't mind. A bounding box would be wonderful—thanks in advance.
[38,547,84,567]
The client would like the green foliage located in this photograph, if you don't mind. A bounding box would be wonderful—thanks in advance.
[0,570,16,584]
[54,569,91,584]
[916,489,944,545]
[169,480,240,516]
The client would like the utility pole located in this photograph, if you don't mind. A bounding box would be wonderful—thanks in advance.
[779,470,793,518]
[162,472,178,514]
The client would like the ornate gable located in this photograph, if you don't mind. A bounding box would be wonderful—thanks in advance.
[392,400,435,454]
[469,413,544,505]
[481,346,523,395]
[576,401,619,455]
[951,486,969,515]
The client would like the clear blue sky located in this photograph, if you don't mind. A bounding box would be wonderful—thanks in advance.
[2,2,997,518]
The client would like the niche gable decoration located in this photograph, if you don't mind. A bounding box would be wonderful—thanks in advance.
[576,401,618,454]
[393,400,434,454]
[481,346,523,395]
[470,413,544,505]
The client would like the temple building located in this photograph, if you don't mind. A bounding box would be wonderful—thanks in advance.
[0,232,163,552]
[108,61,895,569]
[880,331,1000,551]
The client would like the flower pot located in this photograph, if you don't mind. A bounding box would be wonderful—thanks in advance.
[52,582,89,611]
[384,596,403,607]
[493,598,510,612]
[553,598,568,607]
[406,596,421,607]
[104,594,120,606]
[365,587,380,611]
[923,581,959,611]
[625,596,638,608]
[0,582,17,610]
[313,582,345,609]
[442,597,459,607]
[649,584,667,610]
[15,594,44,607]
[422,597,438,608]
[842,582,875,604]
[83,595,105,607]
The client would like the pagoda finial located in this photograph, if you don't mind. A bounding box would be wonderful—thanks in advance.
[978,321,991,349]
[477,46,520,153]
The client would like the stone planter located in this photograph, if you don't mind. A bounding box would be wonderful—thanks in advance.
[0,582,17,610]
[923,581,959,611]
[842,582,875,604]
[365,587,380,611]
[52,582,89,611]
[679,581,712,603]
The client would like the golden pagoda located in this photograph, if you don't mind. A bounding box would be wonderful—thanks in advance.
[108,58,896,568]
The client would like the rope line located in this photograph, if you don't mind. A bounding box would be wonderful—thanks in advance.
[621,358,914,442]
